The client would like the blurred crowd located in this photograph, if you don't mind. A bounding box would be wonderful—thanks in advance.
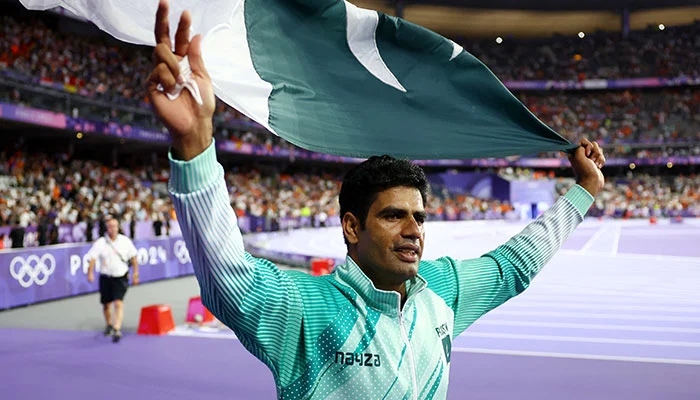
[0,13,151,107]
[0,13,699,157]
[1,147,697,249]
[225,166,341,226]
[464,23,700,81]
[557,173,700,219]
[0,148,173,248]
[521,89,700,148]
[0,11,698,249]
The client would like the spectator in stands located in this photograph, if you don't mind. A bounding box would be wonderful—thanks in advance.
[9,217,24,248]
[147,2,605,397]
[36,212,49,246]
[85,215,139,343]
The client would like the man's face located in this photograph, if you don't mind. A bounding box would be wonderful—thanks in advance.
[348,186,426,291]
[106,219,119,239]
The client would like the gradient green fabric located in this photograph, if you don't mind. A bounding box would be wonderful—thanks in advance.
[166,142,594,399]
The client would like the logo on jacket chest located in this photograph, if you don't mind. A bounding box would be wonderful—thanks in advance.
[435,322,452,363]
[334,351,381,367]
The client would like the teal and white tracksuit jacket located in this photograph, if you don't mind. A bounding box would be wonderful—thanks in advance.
[168,142,594,400]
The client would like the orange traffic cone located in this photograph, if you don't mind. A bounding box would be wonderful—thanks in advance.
[137,304,175,335]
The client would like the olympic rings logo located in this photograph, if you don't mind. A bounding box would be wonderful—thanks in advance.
[173,240,191,265]
[9,254,57,288]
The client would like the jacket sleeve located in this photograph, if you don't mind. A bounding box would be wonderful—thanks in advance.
[167,141,305,382]
[421,185,594,336]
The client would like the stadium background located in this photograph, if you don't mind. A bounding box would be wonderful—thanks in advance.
[0,0,698,399]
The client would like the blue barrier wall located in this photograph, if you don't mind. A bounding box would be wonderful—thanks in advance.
[0,237,193,310]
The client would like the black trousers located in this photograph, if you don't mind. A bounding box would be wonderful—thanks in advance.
[99,273,129,305]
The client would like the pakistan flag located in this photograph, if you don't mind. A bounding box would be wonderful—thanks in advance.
[20,0,577,159]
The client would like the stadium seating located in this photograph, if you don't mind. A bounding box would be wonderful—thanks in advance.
[0,10,697,245]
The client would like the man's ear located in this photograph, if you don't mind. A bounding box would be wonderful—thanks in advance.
[342,212,361,245]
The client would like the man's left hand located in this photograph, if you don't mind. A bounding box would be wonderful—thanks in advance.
[569,138,605,197]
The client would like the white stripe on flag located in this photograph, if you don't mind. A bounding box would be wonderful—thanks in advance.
[203,1,276,133]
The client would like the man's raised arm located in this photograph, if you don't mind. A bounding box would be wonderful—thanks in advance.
[148,0,304,376]
[422,139,605,335]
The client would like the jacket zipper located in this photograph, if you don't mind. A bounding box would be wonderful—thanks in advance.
[399,310,419,400]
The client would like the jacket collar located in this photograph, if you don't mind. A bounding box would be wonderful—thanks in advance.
[333,255,427,317]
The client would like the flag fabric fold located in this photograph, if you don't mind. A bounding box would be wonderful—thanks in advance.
[19,0,577,159]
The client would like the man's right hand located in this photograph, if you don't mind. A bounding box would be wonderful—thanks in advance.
[147,0,216,161]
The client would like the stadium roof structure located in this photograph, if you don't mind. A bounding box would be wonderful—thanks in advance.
[356,0,700,38]
[403,0,700,11]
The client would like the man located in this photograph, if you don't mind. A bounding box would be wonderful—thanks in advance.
[148,1,605,398]
[9,217,25,249]
[87,215,139,343]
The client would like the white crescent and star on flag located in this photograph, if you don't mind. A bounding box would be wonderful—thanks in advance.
[343,1,463,93]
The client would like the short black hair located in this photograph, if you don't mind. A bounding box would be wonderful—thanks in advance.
[339,155,429,242]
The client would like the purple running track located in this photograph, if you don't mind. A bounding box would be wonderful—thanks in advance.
[0,328,698,400]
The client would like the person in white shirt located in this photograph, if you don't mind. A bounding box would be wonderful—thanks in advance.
[87,215,139,343]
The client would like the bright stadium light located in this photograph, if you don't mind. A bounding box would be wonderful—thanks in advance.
[578,31,585,39]
[496,36,503,44]
[658,24,665,31]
